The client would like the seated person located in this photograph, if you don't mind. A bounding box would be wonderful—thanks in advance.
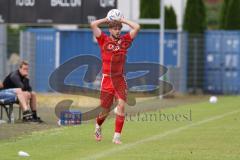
[0,85,32,121]
[3,61,42,122]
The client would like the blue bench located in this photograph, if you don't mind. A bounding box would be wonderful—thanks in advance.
[0,96,22,123]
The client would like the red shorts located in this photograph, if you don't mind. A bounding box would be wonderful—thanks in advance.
[100,75,127,108]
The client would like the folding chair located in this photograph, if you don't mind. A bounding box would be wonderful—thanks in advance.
[0,96,22,123]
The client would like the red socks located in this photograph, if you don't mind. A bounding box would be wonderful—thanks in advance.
[96,115,107,126]
[115,115,125,133]
[96,113,125,134]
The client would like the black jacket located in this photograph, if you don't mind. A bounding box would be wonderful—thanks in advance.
[3,70,32,92]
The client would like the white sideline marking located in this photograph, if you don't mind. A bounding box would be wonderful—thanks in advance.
[82,109,240,160]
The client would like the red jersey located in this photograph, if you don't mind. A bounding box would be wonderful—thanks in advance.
[96,32,133,76]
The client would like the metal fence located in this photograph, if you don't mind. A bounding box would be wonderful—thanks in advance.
[0,25,22,82]
[204,31,240,94]
[19,29,188,94]
[20,31,36,90]
[0,25,7,80]
[187,34,205,93]
[1,27,240,95]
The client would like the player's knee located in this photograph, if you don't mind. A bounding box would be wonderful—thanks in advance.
[117,104,124,112]
[103,108,110,114]
[100,108,110,118]
[31,91,36,98]
[115,104,125,116]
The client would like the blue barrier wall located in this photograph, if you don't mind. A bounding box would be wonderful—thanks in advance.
[24,29,240,94]
[59,30,182,90]
[23,29,185,92]
[205,31,240,94]
[59,30,179,65]
[27,28,57,92]
[60,30,100,63]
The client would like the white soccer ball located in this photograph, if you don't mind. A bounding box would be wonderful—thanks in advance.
[209,96,218,104]
[107,9,123,21]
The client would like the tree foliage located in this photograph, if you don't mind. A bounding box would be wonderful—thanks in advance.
[223,0,240,30]
[165,6,177,29]
[183,0,206,33]
[219,0,230,29]
[140,0,177,29]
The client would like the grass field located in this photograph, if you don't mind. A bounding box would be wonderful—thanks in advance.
[0,96,240,160]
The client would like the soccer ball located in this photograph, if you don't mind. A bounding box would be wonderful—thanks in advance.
[209,96,218,104]
[107,9,123,21]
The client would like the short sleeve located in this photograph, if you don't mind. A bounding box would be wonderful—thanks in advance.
[96,32,107,46]
[122,32,133,42]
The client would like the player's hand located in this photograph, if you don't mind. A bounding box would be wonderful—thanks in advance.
[104,17,110,23]
[120,17,128,24]
[119,17,125,23]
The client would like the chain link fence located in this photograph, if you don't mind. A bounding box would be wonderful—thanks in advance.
[1,26,240,95]
[0,25,7,80]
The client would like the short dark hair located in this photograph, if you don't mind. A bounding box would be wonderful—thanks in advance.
[19,60,29,68]
[108,20,122,29]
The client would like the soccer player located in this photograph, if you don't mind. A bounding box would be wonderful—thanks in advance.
[90,16,140,144]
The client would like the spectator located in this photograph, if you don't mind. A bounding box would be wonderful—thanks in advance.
[3,61,43,123]
[0,85,33,121]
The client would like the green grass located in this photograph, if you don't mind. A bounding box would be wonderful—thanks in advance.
[0,96,240,160]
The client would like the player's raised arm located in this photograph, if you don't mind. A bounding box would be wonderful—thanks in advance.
[120,18,140,39]
[90,18,108,38]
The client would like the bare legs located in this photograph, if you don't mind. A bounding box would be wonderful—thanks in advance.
[14,88,28,111]
[22,91,37,111]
